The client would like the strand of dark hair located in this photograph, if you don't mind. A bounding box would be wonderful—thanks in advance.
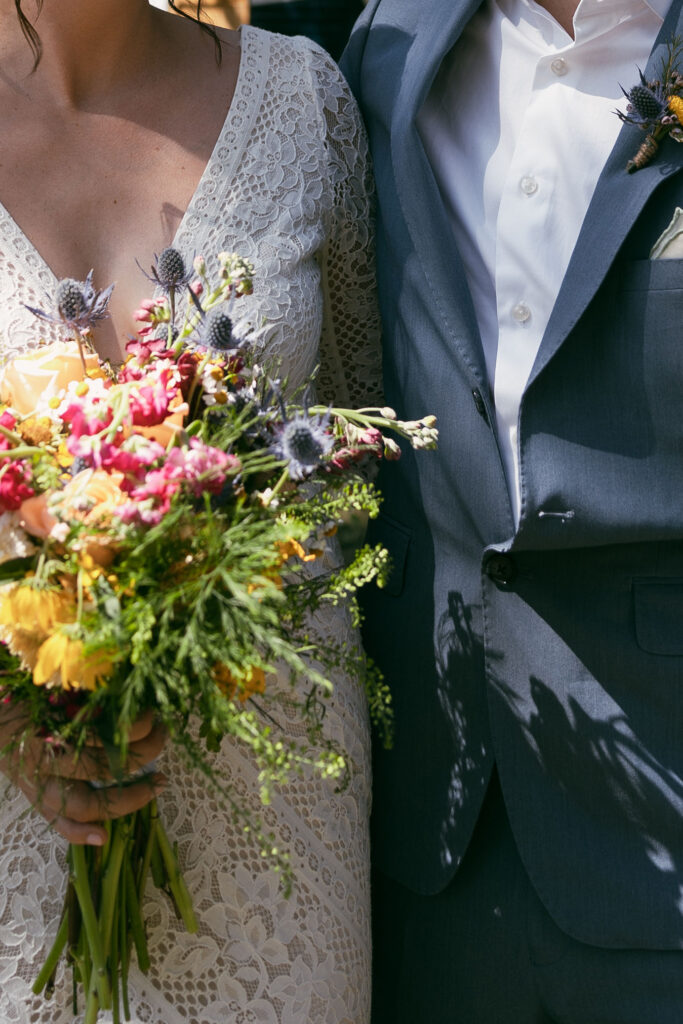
[15,0,43,72]
[168,1,223,65]
[14,1,223,72]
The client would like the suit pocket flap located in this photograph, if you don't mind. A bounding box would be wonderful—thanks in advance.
[633,578,683,656]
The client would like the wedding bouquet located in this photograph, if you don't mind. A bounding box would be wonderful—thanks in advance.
[0,248,437,1022]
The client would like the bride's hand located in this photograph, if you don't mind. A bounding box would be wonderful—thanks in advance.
[0,706,167,846]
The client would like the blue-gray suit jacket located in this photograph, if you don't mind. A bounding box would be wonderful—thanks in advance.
[341,0,683,950]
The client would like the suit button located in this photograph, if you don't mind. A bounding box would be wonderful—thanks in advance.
[485,553,517,586]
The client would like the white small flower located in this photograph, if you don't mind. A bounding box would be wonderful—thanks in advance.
[0,512,35,565]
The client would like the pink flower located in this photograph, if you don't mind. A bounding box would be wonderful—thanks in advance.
[129,379,172,427]
[124,333,171,368]
[176,351,198,399]
[0,459,34,510]
[331,427,384,470]
[0,410,17,452]
[115,468,180,526]
[61,401,113,438]
[110,440,166,490]
[165,439,240,497]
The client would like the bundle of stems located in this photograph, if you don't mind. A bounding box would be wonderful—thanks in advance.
[34,801,197,1024]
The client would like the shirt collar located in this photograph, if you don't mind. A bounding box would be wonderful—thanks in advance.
[501,0,671,44]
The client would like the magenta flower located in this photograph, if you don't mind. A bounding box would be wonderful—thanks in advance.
[128,371,176,428]
[0,459,34,510]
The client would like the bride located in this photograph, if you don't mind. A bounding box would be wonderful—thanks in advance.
[0,2,380,1021]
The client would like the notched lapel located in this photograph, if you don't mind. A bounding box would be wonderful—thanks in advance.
[527,0,683,390]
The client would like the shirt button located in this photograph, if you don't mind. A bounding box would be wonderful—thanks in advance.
[520,175,538,195]
[512,302,531,324]
[550,57,568,76]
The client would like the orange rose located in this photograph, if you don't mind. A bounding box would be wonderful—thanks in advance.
[0,341,100,416]
[20,469,126,566]
[59,469,127,528]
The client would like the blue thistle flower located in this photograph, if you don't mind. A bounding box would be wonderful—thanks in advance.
[137,247,194,323]
[618,70,668,127]
[26,271,114,331]
[200,303,237,351]
[271,409,334,480]
[138,247,194,293]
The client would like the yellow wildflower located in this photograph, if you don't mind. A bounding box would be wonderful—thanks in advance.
[33,632,111,690]
[0,583,74,634]
[56,441,74,469]
[213,663,266,702]
[669,95,683,125]
[17,415,54,446]
[275,538,320,564]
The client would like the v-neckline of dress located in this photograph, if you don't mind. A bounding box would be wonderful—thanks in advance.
[0,24,254,293]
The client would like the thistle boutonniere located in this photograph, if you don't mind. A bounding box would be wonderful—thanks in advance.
[617,37,683,173]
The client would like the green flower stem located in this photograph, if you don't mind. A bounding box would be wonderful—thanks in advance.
[120,862,131,1022]
[0,423,25,445]
[263,466,291,506]
[70,327,89,376]
[125,848,150,972]
[32,912,68,995]
[0,442,43,460]
[111,888,120,1024]
[98,818,130,960]
[70,842,111,1010]
[84,982,100,1024]
[149,806,165,889]
[154,816,198,933]
[137,805,156,903]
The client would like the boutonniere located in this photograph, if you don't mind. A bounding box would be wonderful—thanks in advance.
[617,37,683,173]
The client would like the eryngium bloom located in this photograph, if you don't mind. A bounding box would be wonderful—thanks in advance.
[26,272,114,331]
[138,247,194,293]
[200,304,237,351]
[618,70,668,127]
[272,410,333,480]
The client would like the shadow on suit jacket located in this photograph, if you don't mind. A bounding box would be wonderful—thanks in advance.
[341,0,683,950]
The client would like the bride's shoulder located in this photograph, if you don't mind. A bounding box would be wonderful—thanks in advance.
[244,26,358,110]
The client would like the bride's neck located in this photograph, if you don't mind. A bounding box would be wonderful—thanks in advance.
[1,0,168,106]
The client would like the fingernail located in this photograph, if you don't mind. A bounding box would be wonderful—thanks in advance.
[87,832,105,846]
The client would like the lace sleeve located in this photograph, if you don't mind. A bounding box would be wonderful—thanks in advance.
[305,45,384,409]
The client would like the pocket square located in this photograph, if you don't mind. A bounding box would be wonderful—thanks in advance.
[650,207,683,258]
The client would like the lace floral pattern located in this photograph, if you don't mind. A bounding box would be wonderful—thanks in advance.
[0,27,380,1024]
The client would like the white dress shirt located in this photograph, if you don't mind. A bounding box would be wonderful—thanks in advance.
[419,0,670,523]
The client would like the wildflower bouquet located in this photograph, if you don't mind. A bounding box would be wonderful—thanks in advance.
[0,248,436,1022]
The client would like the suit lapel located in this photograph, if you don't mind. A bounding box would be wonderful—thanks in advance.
[386,0,490,390]
[527,0,683,389]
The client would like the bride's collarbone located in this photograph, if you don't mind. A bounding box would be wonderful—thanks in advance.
[0,50,240,360]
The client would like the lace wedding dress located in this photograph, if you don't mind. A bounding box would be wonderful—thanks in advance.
[0,27,381,1024]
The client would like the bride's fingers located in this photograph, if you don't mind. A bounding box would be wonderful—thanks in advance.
[85,708,158,748]
[44,720,168,781]
[9,774,107,845]
[21,771,167,836]
[5,719,168,784]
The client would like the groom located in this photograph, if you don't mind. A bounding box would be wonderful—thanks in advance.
[342,0,683,1020]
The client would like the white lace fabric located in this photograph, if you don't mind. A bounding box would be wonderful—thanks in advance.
[0,27,380,1024]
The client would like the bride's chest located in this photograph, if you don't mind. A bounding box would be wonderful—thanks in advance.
[0,113,217,358]
[0,82,331,378]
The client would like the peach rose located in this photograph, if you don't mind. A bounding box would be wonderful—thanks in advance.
[0,341,100,416]
[19,469,126,566]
